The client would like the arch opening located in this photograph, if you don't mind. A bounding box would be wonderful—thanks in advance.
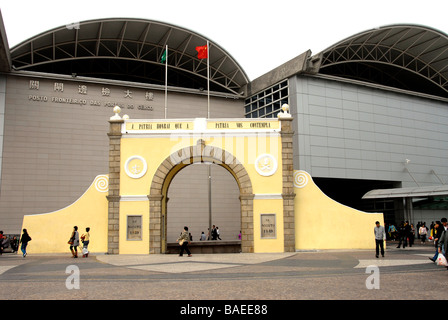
[148,144,254,254]
[166,163,241,253]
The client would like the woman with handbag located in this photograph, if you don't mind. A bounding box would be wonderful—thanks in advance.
[68,226,80,258]
[177,226,192,257]
[437,218,448,269]
[19,229,31,258]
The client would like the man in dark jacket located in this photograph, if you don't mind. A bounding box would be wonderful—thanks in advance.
[396,222,408,248]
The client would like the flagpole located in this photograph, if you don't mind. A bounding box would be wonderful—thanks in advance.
[164,45,168,119]
[206,40,211,244]
[207,40,210,119]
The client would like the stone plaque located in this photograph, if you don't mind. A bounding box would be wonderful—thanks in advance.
[260,214,276,239]
[127,215,142,240]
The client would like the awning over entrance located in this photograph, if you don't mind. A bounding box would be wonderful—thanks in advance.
[363,185,448,199]
[363,185,448,222]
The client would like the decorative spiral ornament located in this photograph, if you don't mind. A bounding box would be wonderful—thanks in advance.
[293,171,309,188]
[94,175,109,193]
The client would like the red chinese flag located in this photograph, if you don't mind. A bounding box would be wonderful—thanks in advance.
[196,45,208,59]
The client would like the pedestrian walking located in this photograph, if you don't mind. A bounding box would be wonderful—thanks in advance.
[68,226,80,258]
[19,229,31,258]
[396,221,408,248]
[216,226,222,240]
[81,227,90,258]
[177,226,192,257]
[419,223,428,244]
[429,221,444,263]
[374,221,385,258]
[437,219,448,270]
[211,225,217,240]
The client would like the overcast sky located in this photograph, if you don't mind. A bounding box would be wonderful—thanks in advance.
[1,0,447,80]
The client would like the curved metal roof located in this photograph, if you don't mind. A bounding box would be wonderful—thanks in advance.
[318,24,448,98]
[9,18,249,95]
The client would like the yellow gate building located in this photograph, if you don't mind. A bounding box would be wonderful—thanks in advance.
[108,105,296,254]
[21,106,383,254]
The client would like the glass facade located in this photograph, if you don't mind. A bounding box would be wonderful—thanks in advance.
[244,80,288,118]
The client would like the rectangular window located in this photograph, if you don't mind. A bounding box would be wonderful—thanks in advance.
[244,80,288,118]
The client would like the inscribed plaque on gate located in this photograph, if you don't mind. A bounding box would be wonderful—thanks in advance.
[127,215,142,240]
[260,214,276,239]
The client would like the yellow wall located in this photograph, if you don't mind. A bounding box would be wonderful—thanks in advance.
[294,170,383,250]
[253,199,284,253]
[119,134,283,196]
[20,175,109,254]
[19,122,384,254]
[119,200,150,254]
[119,132,285,254]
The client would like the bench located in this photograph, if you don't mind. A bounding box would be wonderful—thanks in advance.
[166,240,241,254]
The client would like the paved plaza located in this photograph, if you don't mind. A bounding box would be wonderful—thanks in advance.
[1,241,447,303]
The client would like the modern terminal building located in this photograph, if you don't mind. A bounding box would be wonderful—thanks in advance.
[0,10,447,252]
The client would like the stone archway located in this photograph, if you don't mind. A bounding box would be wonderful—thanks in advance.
[148,139,254,254]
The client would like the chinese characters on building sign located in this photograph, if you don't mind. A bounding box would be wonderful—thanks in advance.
[27,80,154,111]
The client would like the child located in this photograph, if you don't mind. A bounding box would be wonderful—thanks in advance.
[81,227,90,258]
